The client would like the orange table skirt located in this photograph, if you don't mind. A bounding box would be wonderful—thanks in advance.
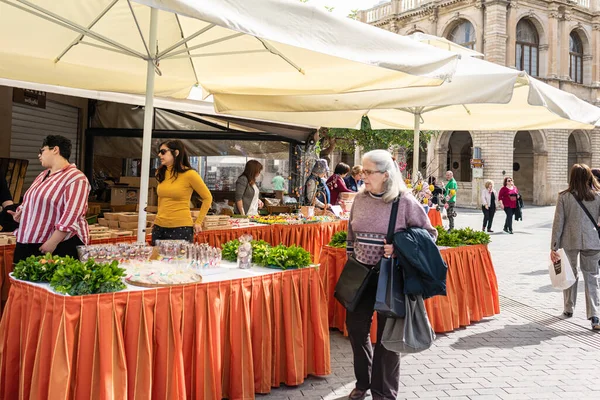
[318,244,500,334]
[0,268,330,400]
[0,221,348,317]
[428,208,443,227]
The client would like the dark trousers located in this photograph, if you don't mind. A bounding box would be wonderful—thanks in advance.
[503,207,516,231]
[151,225,194,246]
[346,275,400,400]
[13,236,84,265]
[447,201,456,230]
[482,206,496,230]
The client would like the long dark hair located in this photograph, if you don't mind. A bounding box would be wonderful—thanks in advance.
[562,163,600,201]
[240,160,263,185]
[155,140,192,183]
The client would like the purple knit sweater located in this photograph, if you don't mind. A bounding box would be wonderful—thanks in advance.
[347,191,438,265]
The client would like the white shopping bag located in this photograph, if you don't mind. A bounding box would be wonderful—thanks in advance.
[548,249,576,290]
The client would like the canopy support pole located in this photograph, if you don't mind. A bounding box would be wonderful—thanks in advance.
[137,7,158,242]
[411,109,422,182]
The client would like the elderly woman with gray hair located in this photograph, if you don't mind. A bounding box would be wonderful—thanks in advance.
[346,150,437,400]
[304,159,331,210]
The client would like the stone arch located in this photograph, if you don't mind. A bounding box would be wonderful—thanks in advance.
[512,130,548,204]
[441,17,479,51]
[436,131,473,182]
[404,27,427,35]
[568,130,592,175]
[568,26,591,84]
[515,14,547,46]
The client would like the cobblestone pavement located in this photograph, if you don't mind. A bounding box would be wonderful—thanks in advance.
[259,205,600,400]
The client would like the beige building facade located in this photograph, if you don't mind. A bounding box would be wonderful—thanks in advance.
[359,0,600,207]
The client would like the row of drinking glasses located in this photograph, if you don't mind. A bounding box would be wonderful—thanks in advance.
[77,243,153,263]
[155,240,222,269]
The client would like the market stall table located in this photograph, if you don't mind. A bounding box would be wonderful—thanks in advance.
[318,244,499,334]
[0,221,348,316]
[0,262,330,400]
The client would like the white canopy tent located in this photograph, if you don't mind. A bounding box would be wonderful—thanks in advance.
[0,0,461,240]
[213,54,600,179]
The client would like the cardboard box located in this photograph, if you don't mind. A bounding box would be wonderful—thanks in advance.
[118,213,139,223]
[119,221,139,230]
[118,177,141,187]
[104,213,120,221]
[146,213,156,222]
[98,218,108,226]
[111,187,139,206]
[109,220,120,229]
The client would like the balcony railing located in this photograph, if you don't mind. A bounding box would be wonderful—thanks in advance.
[575,0,590,8]
[365,2,392,23]
[400,0,433,12]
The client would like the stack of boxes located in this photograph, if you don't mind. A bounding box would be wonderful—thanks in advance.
[0,233,16,245]
[91,212,157,240]
[202,215,231,231]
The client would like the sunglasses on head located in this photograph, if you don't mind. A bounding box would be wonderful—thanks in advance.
[157,148,172,156]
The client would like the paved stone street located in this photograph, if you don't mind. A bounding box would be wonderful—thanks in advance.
[259,205,600,400]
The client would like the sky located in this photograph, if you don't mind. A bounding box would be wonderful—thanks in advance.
[303,0,383,17]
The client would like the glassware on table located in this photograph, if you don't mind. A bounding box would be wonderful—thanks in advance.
[237,234,253,269]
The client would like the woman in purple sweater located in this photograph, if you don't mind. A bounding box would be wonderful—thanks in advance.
[346,150,437,400]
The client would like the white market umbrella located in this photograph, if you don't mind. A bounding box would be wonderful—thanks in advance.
[213,56,600,179]
[0,0,461,240]
[408,32,484,58]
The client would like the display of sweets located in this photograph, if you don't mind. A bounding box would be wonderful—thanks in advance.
[155,240,222,269]
[76,243,153,263]
[125,263,202,286]
[186,243,222,270]
[155,240,190,262]
[237,234,253,269]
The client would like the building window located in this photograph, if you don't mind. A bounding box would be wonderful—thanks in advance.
[448,20,476,50]
[569,32,583,84]
[515,19,539,76]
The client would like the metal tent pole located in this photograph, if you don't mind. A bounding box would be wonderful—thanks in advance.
[137,7,158,242]
[411,111,421,182]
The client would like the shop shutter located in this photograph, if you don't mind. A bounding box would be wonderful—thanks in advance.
[10,100,80,191]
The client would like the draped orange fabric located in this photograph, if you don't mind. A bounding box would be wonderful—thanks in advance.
[0,268,330,400]
[318,244,500,334]
[0,221,348,317]
[427,209,443,227]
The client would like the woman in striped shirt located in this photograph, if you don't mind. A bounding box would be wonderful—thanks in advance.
[9,135,90,263]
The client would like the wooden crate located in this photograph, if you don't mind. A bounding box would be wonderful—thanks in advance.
[0,158,29,203]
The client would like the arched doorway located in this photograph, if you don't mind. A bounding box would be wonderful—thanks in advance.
[568,131,592,178]
[513,131,548,204]
[446,131,472,182]
[513,132,534,201]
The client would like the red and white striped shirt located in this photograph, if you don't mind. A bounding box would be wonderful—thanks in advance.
[15,164,90,245]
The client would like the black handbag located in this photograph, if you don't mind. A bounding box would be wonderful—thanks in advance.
[574,194,600,240]
[334,197,400,312]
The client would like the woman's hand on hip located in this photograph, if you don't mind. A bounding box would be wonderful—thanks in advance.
[193,223,202,234]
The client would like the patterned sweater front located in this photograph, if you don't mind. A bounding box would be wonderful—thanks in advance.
[347,191,438,266]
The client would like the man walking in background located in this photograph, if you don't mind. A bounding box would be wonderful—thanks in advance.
[445,170,458,232]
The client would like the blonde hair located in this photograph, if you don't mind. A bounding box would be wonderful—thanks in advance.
[361,150,407,203]
[484,180,494,189]
[351,165,363,176]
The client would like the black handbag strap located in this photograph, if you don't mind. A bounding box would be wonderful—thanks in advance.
[573,194,600,232]
[386,196,400,243]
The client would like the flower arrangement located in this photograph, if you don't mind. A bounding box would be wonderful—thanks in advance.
[405,173,432,207]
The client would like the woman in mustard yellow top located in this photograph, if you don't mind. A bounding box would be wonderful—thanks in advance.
[152,140,212,245]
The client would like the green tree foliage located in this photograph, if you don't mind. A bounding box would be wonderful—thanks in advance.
[317,116,433,158]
